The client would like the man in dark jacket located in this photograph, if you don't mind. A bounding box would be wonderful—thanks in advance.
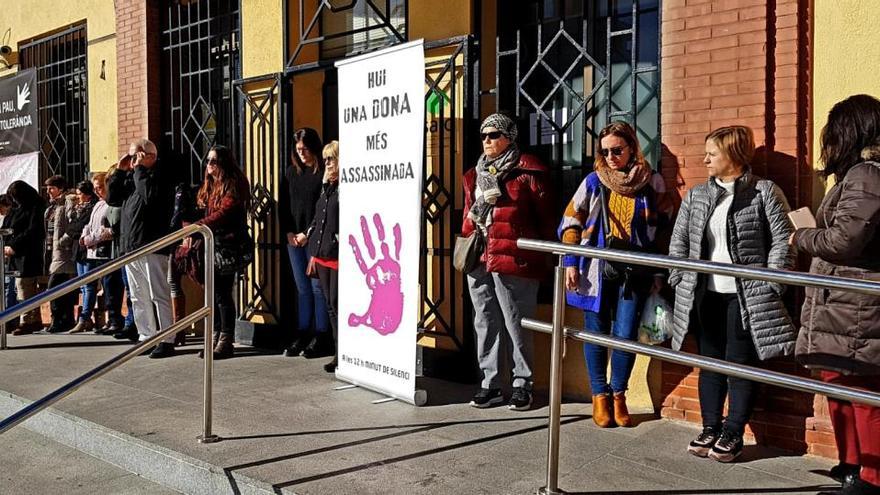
[106,138,176,358]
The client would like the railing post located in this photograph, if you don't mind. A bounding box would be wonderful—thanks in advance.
[539,255,567,495]
[0,228,8,351]
[198,227,220,444]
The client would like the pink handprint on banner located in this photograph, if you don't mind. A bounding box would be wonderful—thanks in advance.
[348,213,404,335]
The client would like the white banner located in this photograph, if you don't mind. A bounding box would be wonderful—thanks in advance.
[0,151,40,194]
[335,40,425,405]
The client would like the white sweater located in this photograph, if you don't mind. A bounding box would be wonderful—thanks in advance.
[706,180,737,293]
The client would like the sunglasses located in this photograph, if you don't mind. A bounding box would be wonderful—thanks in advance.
[480,131,504,141]
[599,145,628,157]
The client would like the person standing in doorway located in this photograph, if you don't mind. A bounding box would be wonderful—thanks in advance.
[281,128,331,358]
[461,113,555,411]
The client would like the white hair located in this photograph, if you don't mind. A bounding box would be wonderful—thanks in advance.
[130,138,158,155]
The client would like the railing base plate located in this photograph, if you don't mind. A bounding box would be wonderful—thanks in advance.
[197,434,222,444]
[537,487,567,495]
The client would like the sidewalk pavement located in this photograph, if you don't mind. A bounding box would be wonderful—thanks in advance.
[0,333,838,494]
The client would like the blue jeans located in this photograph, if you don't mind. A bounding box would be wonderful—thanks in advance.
[582,279,644,395]
[286,245,329,333]
[4,276,16,311]
[121,266,135,327]
[76,260,99,321]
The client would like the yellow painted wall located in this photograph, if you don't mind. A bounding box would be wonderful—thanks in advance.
[241,0,284,79]
[1,0,118,172]
[813,1,880,179]
[409,0,471,41]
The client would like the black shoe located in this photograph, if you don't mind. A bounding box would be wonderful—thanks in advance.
[284,335,311,357]
[301,335,334,359]
[830,463,862,488]
[114,325,138,342]
[820,479,880,495]
[97,322,122,335]
[708,428,743,463]
[323,358,338,373]
[469,388,503,408]
[688,425,721,458]
[149,342,176,359]
[42,323,70,334]
[508,387,533,411]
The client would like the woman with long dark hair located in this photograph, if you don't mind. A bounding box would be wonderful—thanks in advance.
[3,181,47,334]
[195,145,251,359]
[280,128,332,358]
[793,95,880,495]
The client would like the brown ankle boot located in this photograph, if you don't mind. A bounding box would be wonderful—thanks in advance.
[613,392,632,427]
[198,332,220,359]
[213,333,234,360]
[172,295,187,346]
[592,393,614,428]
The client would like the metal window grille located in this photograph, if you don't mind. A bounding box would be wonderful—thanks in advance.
[494,0,660,199]
[20,24,89,185]
[162,0,241,185]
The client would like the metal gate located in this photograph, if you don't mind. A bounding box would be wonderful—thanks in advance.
[161,0,241,185]
[494,0,660,197]
[20,24,89,185]
[233,1,477,357]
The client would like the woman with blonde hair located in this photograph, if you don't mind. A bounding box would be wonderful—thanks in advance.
[668,125,795,463]
[559,121,665,428]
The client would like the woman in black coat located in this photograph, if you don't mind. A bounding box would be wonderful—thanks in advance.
[4,181,47,334]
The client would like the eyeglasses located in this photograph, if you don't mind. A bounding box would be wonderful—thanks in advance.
[480,131,504,141]
[599,145,628,157]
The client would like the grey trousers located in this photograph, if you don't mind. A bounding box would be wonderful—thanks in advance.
[467,264,539,390]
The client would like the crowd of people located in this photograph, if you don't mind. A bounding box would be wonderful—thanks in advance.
[464,97,878,494]
[1,94,878,494]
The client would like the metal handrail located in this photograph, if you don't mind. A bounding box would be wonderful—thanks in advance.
[0,224,219,444]
[516,239,880,495]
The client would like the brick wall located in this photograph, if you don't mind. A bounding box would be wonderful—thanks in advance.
[115,0,162,155]
[659,0,834,458]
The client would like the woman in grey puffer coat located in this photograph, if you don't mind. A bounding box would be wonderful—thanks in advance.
[667,125,795,463]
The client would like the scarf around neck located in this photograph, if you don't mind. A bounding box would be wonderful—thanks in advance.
[595,159,651,197]
[469,144,521,228]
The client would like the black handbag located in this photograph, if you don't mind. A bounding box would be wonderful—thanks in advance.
[453,229,484,274]
[598,186,650,281]
[215,230,255,275]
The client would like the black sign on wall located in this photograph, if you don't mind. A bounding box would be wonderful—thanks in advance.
[0,69,39,156]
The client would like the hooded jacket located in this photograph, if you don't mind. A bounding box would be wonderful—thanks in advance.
[793,146,880,375]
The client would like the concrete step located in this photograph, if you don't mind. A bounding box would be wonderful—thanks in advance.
[0,391,286,495]
[0,427,178,495]
[0,334,840,495]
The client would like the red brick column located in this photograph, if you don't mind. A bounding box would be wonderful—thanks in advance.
[659,0,830,458]
[115,0,162,156]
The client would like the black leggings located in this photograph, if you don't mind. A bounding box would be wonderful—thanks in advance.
[214,271,237,336]
[315,264,338,353]
[697,291,759,436]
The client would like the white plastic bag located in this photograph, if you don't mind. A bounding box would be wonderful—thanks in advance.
[638,293,673,344]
